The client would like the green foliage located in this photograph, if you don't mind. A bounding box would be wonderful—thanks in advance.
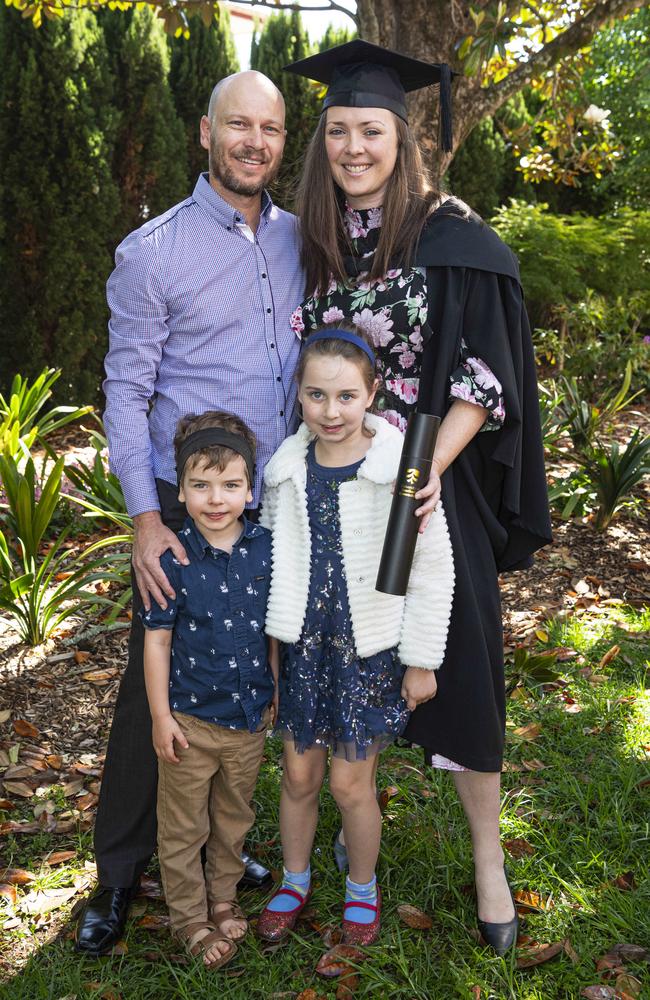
[571,6,650,210]
[63,425,128,524]
[0,6,120,404]
[537,381,566,453]
[585,429,650,531]
[105,7,189,236]
[493,201,650,381]
[0,369,92,461]
[168,6,239,184]
[506,646,560,693]
[556,363,640,454]
[317,23,356,52]
[250,9,321,209]
[0,454,122,644]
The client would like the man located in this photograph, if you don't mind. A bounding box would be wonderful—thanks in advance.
[76,71,304,956]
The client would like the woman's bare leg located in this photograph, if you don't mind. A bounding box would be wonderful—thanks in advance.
[452,769,515,922]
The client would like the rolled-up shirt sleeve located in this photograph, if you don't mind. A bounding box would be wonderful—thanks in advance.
[449,338,506,431]
[103,233,170,516]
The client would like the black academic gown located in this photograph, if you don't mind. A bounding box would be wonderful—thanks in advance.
[402,201,552,771]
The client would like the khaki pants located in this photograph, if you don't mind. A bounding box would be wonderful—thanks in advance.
[157,709,269,932]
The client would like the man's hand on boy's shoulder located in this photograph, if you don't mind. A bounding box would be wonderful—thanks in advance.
[151,712,189,764]
[133,511,190,612]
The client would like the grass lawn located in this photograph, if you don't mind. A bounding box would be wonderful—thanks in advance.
[1,606,648,1000]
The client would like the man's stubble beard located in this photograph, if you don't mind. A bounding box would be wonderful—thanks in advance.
[210,138,280,198]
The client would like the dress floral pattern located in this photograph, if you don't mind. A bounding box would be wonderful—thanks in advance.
[292,205,506,434]
[276,444,410,761]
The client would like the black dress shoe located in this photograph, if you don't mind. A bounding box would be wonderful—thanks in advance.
[75,884,138,956]
[238,850,272,889]
[476,876,519,956]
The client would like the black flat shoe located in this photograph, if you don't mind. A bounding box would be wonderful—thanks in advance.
[75,884,138,956]
[238,850,272,889]
[476,875,519,956]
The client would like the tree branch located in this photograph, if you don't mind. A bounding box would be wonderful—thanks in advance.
[488,0,646,106]
[35,0,359,24]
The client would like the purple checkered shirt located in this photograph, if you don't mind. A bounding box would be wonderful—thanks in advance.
[103,174,304,514]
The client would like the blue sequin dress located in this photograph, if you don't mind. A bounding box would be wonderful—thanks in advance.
[276,443,410,761]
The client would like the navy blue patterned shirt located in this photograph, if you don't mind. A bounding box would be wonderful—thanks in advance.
[141,516,274,732]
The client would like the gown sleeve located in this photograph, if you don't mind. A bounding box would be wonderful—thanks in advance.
[420,264,552,572]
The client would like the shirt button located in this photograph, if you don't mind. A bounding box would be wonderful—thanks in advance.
[354,528,362,535]
[358,576,365,583]
[262,272,267,278]
[276,376,282,382]
[266,307,272,314]
[280,410,284,416]
[270,343,275,349]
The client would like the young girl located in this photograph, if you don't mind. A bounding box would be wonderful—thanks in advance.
[257,327,455,946]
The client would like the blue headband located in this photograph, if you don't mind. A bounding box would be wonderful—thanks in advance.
[303,328,376,367]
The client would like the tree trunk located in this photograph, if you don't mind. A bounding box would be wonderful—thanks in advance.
[355,0,645,183]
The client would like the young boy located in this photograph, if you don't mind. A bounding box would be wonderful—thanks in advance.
[142,410,278,970]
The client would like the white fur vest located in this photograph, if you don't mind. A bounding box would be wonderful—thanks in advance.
[260,413,455,670]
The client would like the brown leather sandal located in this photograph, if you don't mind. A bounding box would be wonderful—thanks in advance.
[177,920,238,970]
[209,901,248,942]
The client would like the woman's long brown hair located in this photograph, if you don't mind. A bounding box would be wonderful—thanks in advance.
[296,113,441,297]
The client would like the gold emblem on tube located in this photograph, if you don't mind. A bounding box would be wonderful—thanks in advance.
[399,467,420,498]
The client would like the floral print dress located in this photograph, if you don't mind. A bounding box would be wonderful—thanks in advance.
[290,206,508,772]
[291,205,506,435]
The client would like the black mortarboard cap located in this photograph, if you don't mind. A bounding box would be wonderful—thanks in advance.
[284,39,454,151]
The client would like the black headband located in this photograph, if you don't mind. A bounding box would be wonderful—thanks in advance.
[176,429,255,486]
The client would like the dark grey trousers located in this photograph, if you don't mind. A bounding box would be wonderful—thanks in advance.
[93,480,187,887]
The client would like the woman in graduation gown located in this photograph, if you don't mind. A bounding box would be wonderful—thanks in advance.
[285,40,552,954]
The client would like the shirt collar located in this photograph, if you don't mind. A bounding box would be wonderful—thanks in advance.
[192,173,273,231]
[181,515,262,559]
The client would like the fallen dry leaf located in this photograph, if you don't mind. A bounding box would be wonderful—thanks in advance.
[598,645,620,669]
[513,723,542,741]
[615,974,642,998]
[46,851,77,866]
[397,903,433,929]
[2,781,34,799]
[378,785,400,812]
[0,798,16,810]
[470,988,482,1000]
[73,650,91,664]
[295,991,322,1000]
[522,758,547,770]
[316,944,365,978]
[0,709,11,725]
[612,872,636,892]
[45,755,63,769]
[12,719,40,739]
[563,939,580,964]
[581,988,620,999]
[596,953,624,973]
[136,876,163,899]
[513,889,550,913]
[0,867,35,885]
[137,914,170,931]
[610,943,649,962]
[20,886,78,915]
[336,973,360,999]
[62,778,84,797]
[0,883,18,904]
[516,940,564,969]
[504,837,536,858]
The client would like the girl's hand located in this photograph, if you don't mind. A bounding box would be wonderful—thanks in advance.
[270,683,279,726]
[152,714,189,764]
[401,667,438,711]
[414,459,442,533]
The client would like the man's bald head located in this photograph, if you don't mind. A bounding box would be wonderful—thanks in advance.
[207,71,285,126]
[199,70,287,203]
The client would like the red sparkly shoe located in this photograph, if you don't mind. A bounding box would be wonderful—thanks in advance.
[256,886,312,942]
[342,886,382,946]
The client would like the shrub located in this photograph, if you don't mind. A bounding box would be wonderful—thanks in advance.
[0,369,92,461]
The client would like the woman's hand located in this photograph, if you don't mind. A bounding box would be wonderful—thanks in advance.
[152,714,189,764]
[401,666,438,711]
[414,459,443,533]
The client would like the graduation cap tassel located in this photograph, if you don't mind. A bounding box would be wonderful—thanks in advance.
[439,63,453,152]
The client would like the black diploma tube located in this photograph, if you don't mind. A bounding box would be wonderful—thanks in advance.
[376,412,441,596]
